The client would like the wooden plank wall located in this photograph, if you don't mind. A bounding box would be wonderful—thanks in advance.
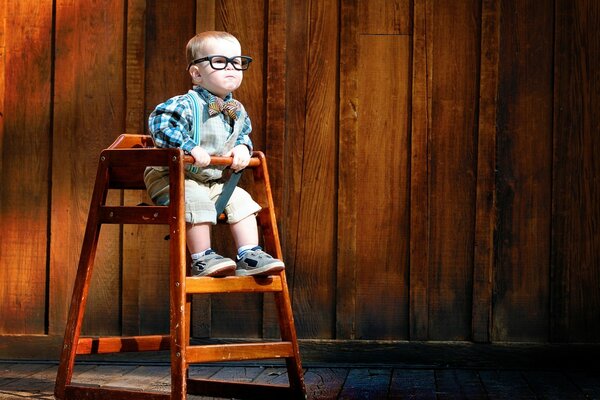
[551,0,600,343]
[0,0,53,334]
[0,0,599,358]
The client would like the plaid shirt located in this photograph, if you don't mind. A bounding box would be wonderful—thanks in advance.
[148,87,253,154]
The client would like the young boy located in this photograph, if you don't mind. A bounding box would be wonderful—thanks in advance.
[144,31,284,278]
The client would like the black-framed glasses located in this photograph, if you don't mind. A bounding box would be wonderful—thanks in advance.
[188,55,253,71]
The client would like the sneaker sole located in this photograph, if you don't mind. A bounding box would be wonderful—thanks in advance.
[235,263,285,277]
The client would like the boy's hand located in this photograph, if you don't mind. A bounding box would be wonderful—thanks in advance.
[225,145,251,172]
[190,146,211,167]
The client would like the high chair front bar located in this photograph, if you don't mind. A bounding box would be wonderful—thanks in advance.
[54,134,306,400]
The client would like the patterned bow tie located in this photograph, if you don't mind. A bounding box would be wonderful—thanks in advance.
[207,96,241,120]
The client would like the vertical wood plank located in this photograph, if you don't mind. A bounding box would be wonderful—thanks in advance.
[494,0,554,341]
[409,0,430,340]
[0,0,52,334]
[337,0,359,340]
[472,0,500,343]
[49,0,126,335]
[428,0,480,340]
[551,0,600,342]
[287,0,339,338]
[139,0,196,335]
[283,0,309,335]
[265,0,286,238]
[262,0,287,339]
[494,0,555,342]
[354,35,411,340]
[207,0,267,339]
[191,0,216,338]
[197,0,215,32]
[358,0,411,35]
[0,0,4,160]
[125,0,147,135]
[122,0,147,336]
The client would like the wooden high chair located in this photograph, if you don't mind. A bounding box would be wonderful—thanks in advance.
[54,134,306,399]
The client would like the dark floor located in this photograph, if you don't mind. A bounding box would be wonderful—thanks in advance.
[1,360,599,399]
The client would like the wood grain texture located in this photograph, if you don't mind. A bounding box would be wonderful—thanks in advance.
[427,0,480,340]
[337,0,358,340]
[337,0,412,342]
[0,0,4,164]
[494,0,553,341]
[49,0,125,335]
[200,0,268,339]
[355,35,410,340]
[0,0,52,334]
[122,0,147,336]
[472,0,500,343]
[197,0,216,32]
[551,0,600,342]
[1,0,600,349]
[286,0,339,339]
[262,0,287,339]
[283,0,309,336]
[265,0,286,228]
[409,0,431,341]
[132,0,195,336]
[338,368,392,399]
[358,0,411,35]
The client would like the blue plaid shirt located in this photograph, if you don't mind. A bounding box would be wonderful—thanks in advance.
[148,87,253,154]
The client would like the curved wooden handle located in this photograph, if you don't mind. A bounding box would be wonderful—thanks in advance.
[183,155,261,167]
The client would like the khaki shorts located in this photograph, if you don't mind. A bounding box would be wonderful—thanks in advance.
[144,167,261,225]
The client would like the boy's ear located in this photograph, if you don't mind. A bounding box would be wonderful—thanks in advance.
[189,66,202,84]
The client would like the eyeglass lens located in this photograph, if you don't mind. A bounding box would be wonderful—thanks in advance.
[209,56,251,70]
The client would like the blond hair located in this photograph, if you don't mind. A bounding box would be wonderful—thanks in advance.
[186,31,240,66]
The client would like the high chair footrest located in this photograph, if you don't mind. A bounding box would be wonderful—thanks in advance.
[185,275,283,294]
[76,335,170,354]
[186,342,294,363]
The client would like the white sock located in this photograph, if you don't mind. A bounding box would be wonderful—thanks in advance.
[191,248,211,260]
[237,245,257,258]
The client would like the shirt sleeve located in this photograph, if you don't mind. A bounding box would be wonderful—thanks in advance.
[148,95,197,153]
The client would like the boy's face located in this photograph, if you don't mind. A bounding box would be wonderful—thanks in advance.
[189,38,244,98]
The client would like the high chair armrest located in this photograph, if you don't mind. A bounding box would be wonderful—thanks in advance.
[108,133,262,168]
[184,154,261,168]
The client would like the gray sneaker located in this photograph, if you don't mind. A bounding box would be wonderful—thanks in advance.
[191,250,236,277]
[236,246,285,276]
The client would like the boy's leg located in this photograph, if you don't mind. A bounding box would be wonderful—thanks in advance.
[230,215,284,276]
[186,222,212,254]
[229,214,259,248]
[187,222,235,277]
[221,186,282,276]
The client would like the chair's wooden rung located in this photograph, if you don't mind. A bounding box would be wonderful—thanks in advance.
[186,342,294,363]
[187,378,293,400]
[99,206,170,224]
[65,384,170,400]
[185,275,283,294]
[76,335,170,354]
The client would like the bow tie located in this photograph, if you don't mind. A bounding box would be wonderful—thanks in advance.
[207,96,241,120]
